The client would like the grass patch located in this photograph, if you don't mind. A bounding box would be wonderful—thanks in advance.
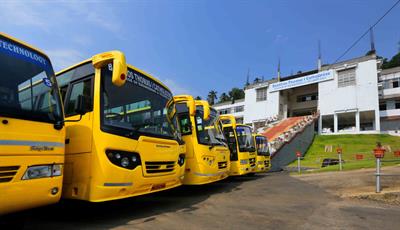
[288,134,400,172]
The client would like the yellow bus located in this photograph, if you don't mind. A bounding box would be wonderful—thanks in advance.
[167,95,230,185]
[56,51,185,202]
[0,33,65,215]
[220,115,256,176]
[253,134,271,173]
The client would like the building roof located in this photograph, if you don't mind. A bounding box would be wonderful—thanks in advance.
[279,69,319,82]
[245,54,378,89]
[321,54,377,70]
[213,98,245,107]
[380,66,400,75]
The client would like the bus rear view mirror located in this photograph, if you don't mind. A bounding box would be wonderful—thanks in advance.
[92,51,127,87]
[195,100,210,120]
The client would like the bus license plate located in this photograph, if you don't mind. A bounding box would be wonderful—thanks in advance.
[151,183,166,191]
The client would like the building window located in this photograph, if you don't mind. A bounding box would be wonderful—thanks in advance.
[321,115,334,133]
[396,101,400,109]
[382,78,400,89]
[379,103,387,111]
[234,105,244,113]
[296,93,318,103]
[393,80,399,88]
[337,112,356,132]
[360,110,375,131]
[337,68,356,88]
[256,87,268,101]
[219,109,230,115]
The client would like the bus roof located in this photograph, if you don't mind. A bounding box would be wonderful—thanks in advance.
[0,32,50,61]
[55,58,172,92]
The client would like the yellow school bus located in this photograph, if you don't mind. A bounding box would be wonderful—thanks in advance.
[56,51,184,202]
[220,115,256,176]
[0,33,65,215]
[167,95,230,185]
[253,134,271,173]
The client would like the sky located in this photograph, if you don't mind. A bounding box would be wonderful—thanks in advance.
[1,0,399,99]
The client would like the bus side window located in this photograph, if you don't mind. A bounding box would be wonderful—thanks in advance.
[65,78,93,117]
[60,85,68,101]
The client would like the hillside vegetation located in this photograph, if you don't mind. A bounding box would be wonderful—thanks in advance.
[289,134,400,172]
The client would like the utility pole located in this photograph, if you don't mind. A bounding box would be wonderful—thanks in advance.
[277,57,281,81]
[246,68,250,86]
[317,40,322,71]
[370,27,376,53]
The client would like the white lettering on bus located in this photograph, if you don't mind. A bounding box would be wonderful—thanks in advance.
[0,39,47,66]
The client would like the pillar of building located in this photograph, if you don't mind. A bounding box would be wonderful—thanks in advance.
[318,115,322,134]
[334,113,338,133]
[375,109,381,131]
[355,112,360,132]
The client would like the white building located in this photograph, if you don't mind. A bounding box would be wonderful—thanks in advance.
[213,99,245,124]
[213,54,400,134]
[379,66,400,132]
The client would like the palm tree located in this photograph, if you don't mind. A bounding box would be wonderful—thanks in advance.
[219,92,230,103]
[207,90,218,105]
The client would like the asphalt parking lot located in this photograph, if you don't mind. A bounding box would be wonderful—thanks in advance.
[13,170,400,229]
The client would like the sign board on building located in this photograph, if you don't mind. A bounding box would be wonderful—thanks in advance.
[269,70,334,92]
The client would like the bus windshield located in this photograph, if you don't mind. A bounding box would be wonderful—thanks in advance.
[0,36,62,123]
[195,107,225,146]
[255,136,269,156]
[101,65,175,139]
[236,126,255,152]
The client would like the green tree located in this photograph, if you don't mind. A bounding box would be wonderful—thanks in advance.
[382,51,400,69]
[218,92,230,103]
[228,88,245,101]
[207,90,218,105]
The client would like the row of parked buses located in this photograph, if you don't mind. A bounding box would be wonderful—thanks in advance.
[0,32,270,216]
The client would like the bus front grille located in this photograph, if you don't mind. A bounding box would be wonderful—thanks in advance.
[218,161,228,169]
[249,158,256,167]
[145,161,176,174]
[0,166,20,183]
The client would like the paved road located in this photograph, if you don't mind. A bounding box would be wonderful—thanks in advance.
[15,172,400,229]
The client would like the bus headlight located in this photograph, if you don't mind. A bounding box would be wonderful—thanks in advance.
[106,150,141,170]
[178,154,185,166]
[22,164,63,180]
[240,159,248,165]
[121,157,130,168]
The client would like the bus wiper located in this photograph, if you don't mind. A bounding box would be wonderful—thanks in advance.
[209,143,217,150]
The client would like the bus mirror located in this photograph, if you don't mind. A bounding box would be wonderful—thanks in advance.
[92,51,128,87]
[75,95,88,116]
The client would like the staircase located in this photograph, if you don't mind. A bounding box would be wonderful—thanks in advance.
[259,116,317,172]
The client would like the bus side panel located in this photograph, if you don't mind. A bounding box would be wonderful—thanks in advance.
[62,112,93,200]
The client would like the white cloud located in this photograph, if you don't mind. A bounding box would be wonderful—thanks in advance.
[161,78,192,95]
[62,1,124,35]
[0,1,50,31]
[274,34,289,43]
[46,49,86,71]
[0,1,124,35]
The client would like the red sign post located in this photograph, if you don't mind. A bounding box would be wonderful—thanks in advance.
[336,147,343,171]
[374,144,385,193]
[296,151,301,174]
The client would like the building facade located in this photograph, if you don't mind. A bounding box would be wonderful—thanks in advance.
[213,54,400,134]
